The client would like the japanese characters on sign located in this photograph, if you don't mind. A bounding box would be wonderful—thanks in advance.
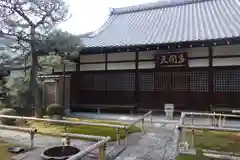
[155,52,188,67]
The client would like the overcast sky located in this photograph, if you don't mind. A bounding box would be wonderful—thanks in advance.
[59,0,159,35]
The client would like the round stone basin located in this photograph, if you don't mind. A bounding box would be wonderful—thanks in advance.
[42,146,80,160]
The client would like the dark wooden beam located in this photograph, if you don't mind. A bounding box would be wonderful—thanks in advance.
[105,52,108,71]
[208,46,213,111]
[135,51,139,108]
[104,52,108,103]
[76,54,80,71]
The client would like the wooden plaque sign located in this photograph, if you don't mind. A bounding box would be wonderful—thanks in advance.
[155,52,188,67]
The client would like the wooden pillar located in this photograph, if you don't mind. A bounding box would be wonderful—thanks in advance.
[76,52,80,71]
[52,67,55,74]
[105,52,108,71]
[73,54,80,107]
[104,52,108,104]
[55,79,60,104]
[208,46,213,111]
[135,51,139,109]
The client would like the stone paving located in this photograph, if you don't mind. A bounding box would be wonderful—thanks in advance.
[115,123,179,160]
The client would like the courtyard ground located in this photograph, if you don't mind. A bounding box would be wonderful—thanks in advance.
[0,118,140,160]
[71,112,240,160]
[0,112,239,160]
[0,128,125,160]
[0,139,17,160]
[0,122,179,160]
[177,129,240,160]
[17,117,140,141]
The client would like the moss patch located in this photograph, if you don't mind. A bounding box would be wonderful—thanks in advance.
[0,140,15,160]
[177,129,240,160]
[20,117,140,141]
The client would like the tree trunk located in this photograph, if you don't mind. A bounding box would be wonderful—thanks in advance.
[30,28,43,118]
[30,54,43,118]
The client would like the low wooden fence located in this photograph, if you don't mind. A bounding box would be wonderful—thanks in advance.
[67,111,153,160]
[176,112,240,157]
[67,137,111,160]
[0,125,37,148]
[0,111,153,160]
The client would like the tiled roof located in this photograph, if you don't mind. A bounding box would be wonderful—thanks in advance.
[82,0,240,48]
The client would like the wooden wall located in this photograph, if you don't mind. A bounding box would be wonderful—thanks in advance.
[77,44,240,71]
[69,44,240,111]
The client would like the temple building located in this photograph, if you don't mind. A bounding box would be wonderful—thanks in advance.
[56,0,240,113]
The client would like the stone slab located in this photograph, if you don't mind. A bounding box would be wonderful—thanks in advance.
[116,124,178,160]
[107,145,126,160]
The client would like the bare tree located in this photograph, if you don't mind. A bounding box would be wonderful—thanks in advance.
[0,0,81,117]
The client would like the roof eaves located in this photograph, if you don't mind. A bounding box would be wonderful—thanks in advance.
[81,36,240,53]
[81,14,117,42]
[110,0,214,14]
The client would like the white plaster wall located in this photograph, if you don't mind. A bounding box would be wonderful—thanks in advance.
[139,61,155,69]
[139,51,156,60]
[138,59,209,68]
[213,44,240,56]
[138,47,209,60]
[54,63,76,72]
[188,47,209,57]
[80,52,135,62]
[138,47,209,68]
[108,62,135,70]
[108,52,135,61]
[80,54,105,63]
[213,57,240,66]
[79,45,240,70]
[213,44,240,66]
[80,64,105,71]
[189,59,209,67]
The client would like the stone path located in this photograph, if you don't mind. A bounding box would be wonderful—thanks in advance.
[116,123,179,160]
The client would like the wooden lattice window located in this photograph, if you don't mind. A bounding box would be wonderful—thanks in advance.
[189,71,208,92]
[228,70,240,92]
[172,72,189,92]
[154,72,170,92]
[214,70,240,92]
[106,72,135,91]
[139,72,154,92]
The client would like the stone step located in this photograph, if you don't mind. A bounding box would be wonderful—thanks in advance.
[107,145,126,160]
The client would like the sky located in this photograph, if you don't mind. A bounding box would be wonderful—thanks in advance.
[59,0,159,35]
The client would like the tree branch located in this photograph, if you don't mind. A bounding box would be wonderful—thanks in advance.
[12,2,35,27]
[0,30,31,42]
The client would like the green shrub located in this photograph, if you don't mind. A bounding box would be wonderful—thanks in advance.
[0,102,6,109]
[46,104,64,117]
[0,108,17,125]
